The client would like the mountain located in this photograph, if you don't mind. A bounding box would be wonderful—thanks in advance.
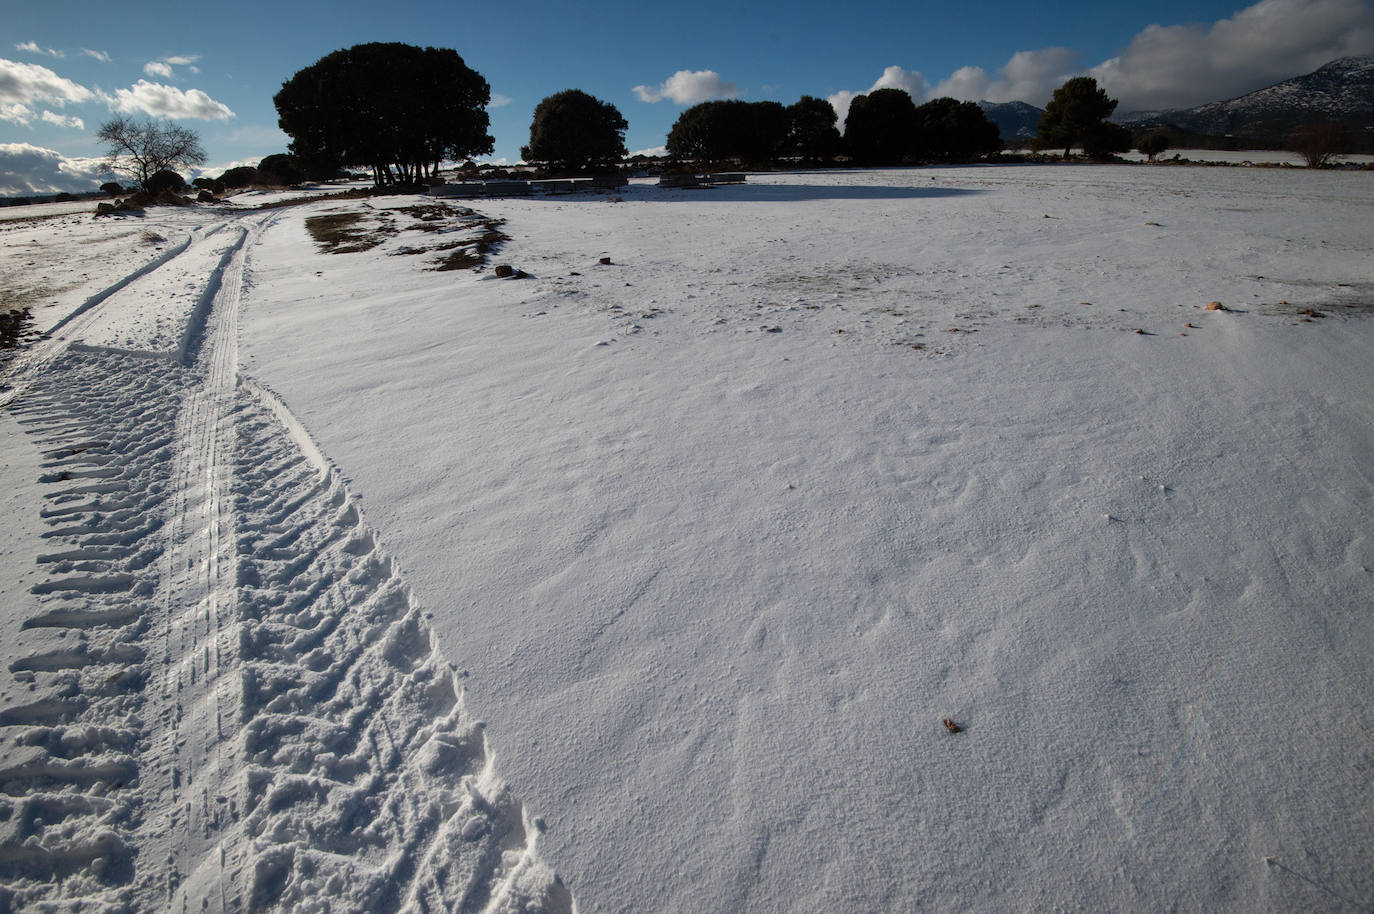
[978,100,1045,143]
[1117,55,1374,138]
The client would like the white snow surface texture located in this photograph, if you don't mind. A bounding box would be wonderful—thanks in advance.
[1,165,1372,913]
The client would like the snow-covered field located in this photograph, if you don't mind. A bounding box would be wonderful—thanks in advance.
[2,165,1372,913]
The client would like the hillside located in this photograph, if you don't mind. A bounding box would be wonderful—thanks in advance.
[978,100,1045,143]
[1119,55,1374,138]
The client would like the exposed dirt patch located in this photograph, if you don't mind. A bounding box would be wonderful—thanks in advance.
[304,201,509,273]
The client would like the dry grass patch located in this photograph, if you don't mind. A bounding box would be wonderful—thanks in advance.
[305,212,392,254]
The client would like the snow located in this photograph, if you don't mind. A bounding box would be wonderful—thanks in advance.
[2,165,1373,913]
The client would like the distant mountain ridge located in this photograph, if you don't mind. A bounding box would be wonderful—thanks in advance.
[1117,55,1374,138]
[978,100,1045,143]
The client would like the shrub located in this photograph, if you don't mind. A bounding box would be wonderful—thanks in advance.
[146,170,187,194]
[1291,122,1354,168]
[257,154,305,186]
[219,166,260,189]
[100,181,124,196]
[1137,131,1171,161]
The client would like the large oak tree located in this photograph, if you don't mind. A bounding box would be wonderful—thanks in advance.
[522,90,627,173]
[275,43,493,186]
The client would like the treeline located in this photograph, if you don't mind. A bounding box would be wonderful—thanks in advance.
[666,91,1003,166]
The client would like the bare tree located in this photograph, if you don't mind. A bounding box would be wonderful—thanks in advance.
[97,114,206,192]
[1290,122,1353,168]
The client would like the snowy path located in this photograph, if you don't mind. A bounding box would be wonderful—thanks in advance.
[0,209,569,912]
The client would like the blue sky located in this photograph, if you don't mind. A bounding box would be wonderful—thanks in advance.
[3,0,1372,192]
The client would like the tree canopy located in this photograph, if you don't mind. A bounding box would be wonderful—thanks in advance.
[1034,77,1122,157]
[666,100,790,163]
[274,42,493,186]
[96,115,206,193]
[913,98,1002,161]
[844,88,919,164]
[522,90,628,172]
[787,96,842,161]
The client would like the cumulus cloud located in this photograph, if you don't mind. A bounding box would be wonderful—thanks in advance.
[106,80,234,120]
[871,65,927,97]
[633,70,740,104]
[931,47,1082,105]
[631,145,669,158]
[16,41,62,58]
[0,58,95,108]
[81,48,111,63]
[0,142,114,195]
[827,66,927,126]
[143,55,201,79]
[1,103,35,125]
[1090,0,1374,110]
[488,93,512,108]
[41,110,83,129]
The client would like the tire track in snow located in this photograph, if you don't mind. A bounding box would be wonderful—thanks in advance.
[0,208,572,913]
[1,349,189,913]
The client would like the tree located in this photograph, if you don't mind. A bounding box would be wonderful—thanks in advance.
[787,95,841,161]
[666,100,789,164]
[100,181,123,196]
[275,42,493,187]
[522,90,627,173]
[96,115,206,193]
[1034,77,1119,157]
[913,97,1002,161]
[844,88,919,164]
[1137,130,1171,161]
[1291,122,1354,167]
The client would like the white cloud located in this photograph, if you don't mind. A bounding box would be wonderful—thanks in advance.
[634,70,740,104]
[0,58,95,108]
[919,0,1374,113]
[41,110,83,129]
[107,80,234,120]
[488,93,512,108]
[827,66,927,125]
[0,142,115,195]
[16,41,62,59]
[871,65,927,97]
[141,55,201,80]
[1,103,35,125]
[826,90,861,127]
[932,47,1082,105]
[81,48,111,63]
[196,157,261,180]
[630,145,669,158]
[1090,0,1374,110]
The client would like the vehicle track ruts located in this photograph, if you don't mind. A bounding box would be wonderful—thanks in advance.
[1,206,572,914]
